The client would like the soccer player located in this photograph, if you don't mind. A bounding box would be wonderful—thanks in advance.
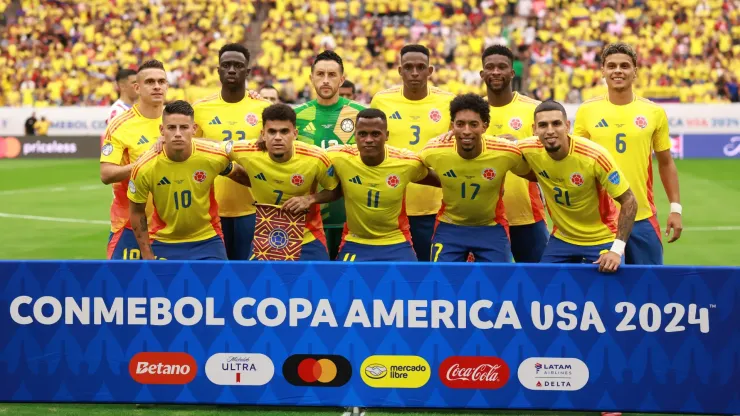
[574,42,682,265]
[259,85,281,103]
[520,101,638,273]
[421,94,535,262]
[481,45,548,263]
[328,109,441,262]
[192,43,271,260]
[228,104,341,261]
[100,60,167,260]
[128,101,240,260]
[339,80,356,100]
[371,44,454,261]
[106,68,138,124]
[293,51,366,259]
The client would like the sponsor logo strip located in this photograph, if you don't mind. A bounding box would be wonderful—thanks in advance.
[129,352,197,385]
[205,353,274,386]
[360,355,430,388]
[517,357,589,391]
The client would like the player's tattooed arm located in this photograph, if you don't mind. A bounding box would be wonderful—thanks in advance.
[100,162,133,184]
[224,163,252,187]
[129,201,155,260]
[282,185,342,215]
[614,188,638,242]
[414,169,442,187]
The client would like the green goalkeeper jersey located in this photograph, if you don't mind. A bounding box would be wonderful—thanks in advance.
[294,97,366,228]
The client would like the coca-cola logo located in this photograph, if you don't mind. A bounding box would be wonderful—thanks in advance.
[439,356,510,389]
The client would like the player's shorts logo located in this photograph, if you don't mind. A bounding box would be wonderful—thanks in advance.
[193,170,207,183]
[386,174,400,188]
[101,143,113,156]
[634,116,648,129]
[291,174,304,186]
[245,113,259,126]
[481,168,497,180]
[128,180,136,194]
[570,173,584,186]
[340,118,355,133]
[509,117,523,131]
[429,109,442,123]
[268,228,290,249]
[608,171,620,185]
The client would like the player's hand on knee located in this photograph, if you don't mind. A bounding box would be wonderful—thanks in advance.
[666,212,683,243]
[282,196,312,215]
[594,251,621,273]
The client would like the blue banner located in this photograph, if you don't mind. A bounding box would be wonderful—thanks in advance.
[671,133,740,158]
[0,261,738,414]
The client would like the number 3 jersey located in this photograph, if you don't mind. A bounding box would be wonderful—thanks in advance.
[127,140,232,243]
[192,93,271,218]
[518,136,630,246]
[573,95,670,222]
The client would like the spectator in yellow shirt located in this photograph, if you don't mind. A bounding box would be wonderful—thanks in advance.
[34,117,50,136]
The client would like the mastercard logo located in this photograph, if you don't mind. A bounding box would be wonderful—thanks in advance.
[282,354,351,387]
[0,137,21,159]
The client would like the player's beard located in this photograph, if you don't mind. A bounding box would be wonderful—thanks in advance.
[486,78,509,93]
[544,144,561,153]
[316,86,337,100]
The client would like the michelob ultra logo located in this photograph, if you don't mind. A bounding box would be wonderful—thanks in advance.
[360,355,430,388]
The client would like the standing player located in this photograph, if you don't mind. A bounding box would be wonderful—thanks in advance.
[259,85,281,103]
[192,43,271,260]
[293,51,366,259]
[481,45,548,263]
[100,60,167,260]
[128,101,242,260]
[371,44,454,261]
[100,68,138,146]
[574,42,682,265]
[339,80,356,100]
[421,94,535,262]
[228,104,341,261]
[520,101,638,273]
[328,109,441,262]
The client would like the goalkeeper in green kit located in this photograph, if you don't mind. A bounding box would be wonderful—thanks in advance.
[294,50,365,260]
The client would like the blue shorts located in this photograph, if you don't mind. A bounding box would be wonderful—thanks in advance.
[338,241,417,262]
[431,222,511,263]
[151,235,227,260]
[221,214,256,260]
[625,217,663,265]
[409,214,435,262]
[249,238,329,261]
[107,228,141,260]
[540,236,613,264]
[509,220,549,263]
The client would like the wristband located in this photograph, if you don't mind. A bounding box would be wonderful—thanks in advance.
[670,202,682,215]
[610,239,626,256]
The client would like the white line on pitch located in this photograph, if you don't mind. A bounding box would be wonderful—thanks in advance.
[0,184,104,196]
[683,226,740,231]
[0,212,108,225]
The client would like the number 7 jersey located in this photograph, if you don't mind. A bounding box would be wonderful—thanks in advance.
[573,95,670,222]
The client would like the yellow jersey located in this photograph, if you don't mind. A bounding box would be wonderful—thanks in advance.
[193,93,271,218]
[327,145,429,246]
[228,140,339,245]
[519,136,631,246]
[573,95,671,222]
[370,85,454,216]
[420,136,531,227]
[485,92,547,226]
[127,140,231,244]
[99,105,159,233]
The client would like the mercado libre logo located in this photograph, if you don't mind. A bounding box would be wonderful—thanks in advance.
[282,354,352,387]
[360,355,430,388]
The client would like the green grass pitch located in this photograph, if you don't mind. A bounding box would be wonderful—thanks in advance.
[0,157,734,415]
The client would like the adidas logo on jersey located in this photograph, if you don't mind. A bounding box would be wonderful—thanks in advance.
[349,175,362,185]
[305,122,316,132]
[595,119,609,128]
[538,170,550,179]
[254,172,266,181]
[389,111,402,120]
[442,169,457,178]
[137,136,149,145]
[157,177,171,185]
[209,116,222,125]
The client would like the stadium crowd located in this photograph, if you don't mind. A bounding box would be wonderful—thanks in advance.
[1,0,739,107]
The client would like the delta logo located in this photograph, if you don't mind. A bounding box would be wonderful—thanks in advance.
[517,357,589,391]
[205,353,274,386]
[291,173,304,186]
[439,356,510,389]
[509,117,523,131]
[429,109,442,123]
[360,355,430,388]
[282,354,352,387]
[129,352,197,385]
[245,113,259,126]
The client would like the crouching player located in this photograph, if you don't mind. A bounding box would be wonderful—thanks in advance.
[127,101,243,260]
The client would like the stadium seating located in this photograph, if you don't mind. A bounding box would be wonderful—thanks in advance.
[0,0,738,106]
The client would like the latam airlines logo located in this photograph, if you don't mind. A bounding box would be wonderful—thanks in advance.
[129,352,197,385]
[439,356,510,389]
[517,357,589,391]
[205,353,274,386]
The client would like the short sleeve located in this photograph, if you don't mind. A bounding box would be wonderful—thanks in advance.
[127,166,151,204]
[100,127,125,164]
[318,160,340,191]
[409,159,429,183]
[595,150,630,199]
[510,155,532,176]
[652,108,671,152]
[572,106,590,139]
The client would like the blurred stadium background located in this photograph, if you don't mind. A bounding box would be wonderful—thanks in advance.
[0,0,738,414]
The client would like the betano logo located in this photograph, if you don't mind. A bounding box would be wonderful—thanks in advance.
[517,357,589,391]
[205,353,274,386]
[360,355,430,388]
[282,354,352,387]
[129,352,197,385]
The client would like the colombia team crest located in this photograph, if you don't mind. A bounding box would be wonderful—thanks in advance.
[193,170,207,183]
[481,168,497,180]
[634,115,648,129]
[291,174,304,186]
[429,109,442,123]
[509,117,523,130]
[386,174,400,188]
[252,204,306,261]
[245,113,259,126]
[570,172,585,186]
